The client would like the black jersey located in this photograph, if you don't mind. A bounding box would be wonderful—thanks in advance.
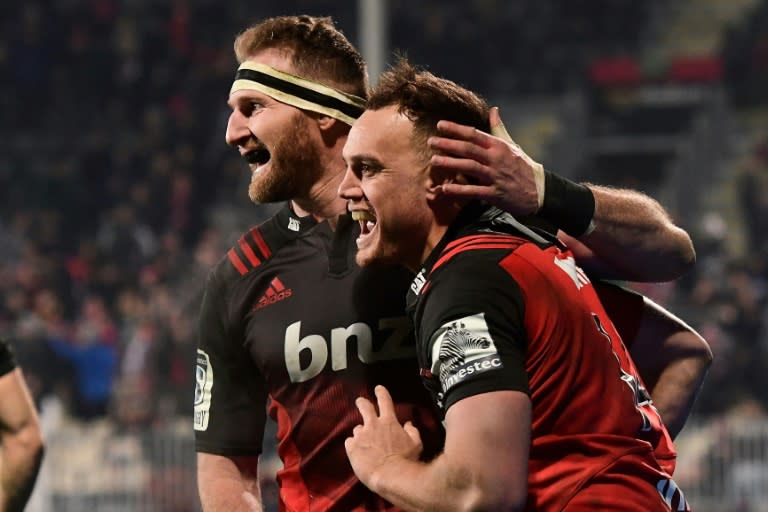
[195,203,444,512]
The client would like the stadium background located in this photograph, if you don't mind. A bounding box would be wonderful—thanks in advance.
[1,0,767,510]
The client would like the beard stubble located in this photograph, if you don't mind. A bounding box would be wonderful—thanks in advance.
[248,113,325,205]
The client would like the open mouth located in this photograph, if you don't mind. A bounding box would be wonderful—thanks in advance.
[351,210,377,236]
[244,147,271,167]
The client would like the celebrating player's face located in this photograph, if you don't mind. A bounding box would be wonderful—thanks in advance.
[340,106,434,271]
[225,51,324,204]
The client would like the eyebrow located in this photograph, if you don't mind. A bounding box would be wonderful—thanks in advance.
[345,153,382,165]
[226,90,271,109]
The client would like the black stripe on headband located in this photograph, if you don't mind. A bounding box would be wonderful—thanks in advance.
[235,68,364,120]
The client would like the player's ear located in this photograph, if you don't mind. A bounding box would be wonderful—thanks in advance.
[313,114,350,143]
[315,114,337,130]
[312,113,350,133]
[426,168,468,201]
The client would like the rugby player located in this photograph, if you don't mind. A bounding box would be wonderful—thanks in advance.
[195,16,706,511]
[340,59,695,511]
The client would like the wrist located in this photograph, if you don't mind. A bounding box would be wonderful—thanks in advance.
[368,455,410,495]
[538,170,595,237]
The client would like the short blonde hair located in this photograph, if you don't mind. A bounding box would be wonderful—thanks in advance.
[233,15,369,98]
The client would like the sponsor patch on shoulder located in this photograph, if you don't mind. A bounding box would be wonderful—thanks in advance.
[430,312,502,394]
[194,349,214,431]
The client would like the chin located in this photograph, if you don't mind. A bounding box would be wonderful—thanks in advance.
[355,246,406,269]
[248,173,293,204]
[354,250,378,268]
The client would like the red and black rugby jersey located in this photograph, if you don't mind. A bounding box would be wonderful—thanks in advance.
[195,202,444,512]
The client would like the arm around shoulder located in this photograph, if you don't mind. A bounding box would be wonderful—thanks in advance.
[577,185,696,282]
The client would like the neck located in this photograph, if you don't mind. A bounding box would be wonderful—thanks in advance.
[291,151,348,228]
[410,224,447,272]
[409,201,463,272]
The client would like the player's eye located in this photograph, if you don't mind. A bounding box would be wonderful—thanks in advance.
[248,102,264,116]
[359,163,378,178]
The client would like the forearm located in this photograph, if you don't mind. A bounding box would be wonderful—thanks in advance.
[349,390,528,512]
[199,481,263,512]
[366,453,506,512]
[578,185,695,282]
[1,426,44,512]
[643,341,712,439]
[628,300,713,439]
[433,115,695,282]
[197,454,262,512]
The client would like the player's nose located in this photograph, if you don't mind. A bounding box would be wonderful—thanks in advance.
[338,166,363,201]
[225,110,250,147]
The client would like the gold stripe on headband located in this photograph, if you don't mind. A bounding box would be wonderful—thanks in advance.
[230,62,365,126]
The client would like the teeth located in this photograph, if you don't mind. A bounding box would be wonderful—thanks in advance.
[352,211,375,222]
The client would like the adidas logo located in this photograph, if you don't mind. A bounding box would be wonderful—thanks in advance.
[253,277,292,311]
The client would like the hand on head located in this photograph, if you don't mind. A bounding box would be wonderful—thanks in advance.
[431,107,544,216]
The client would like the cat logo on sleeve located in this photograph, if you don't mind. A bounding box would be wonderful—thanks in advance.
[194,349,214,431]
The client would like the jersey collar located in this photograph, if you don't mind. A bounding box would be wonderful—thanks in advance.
[274,202,320,236]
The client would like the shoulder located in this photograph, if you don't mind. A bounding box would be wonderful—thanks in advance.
[207,209,302,288]
[420,234,530,323]
[429,232,531,293]
[220,218,284,278]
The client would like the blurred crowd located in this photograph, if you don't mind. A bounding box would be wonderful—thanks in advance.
[0,0,767,445]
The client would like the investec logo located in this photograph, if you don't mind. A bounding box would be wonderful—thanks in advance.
[432,312,503,393]
[443,355,502,389]
[284,317,413,383]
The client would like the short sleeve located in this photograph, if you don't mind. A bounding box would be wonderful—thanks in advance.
[194,271,267,456]
[419,253,530,413]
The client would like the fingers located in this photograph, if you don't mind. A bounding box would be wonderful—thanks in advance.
[373,385,396,419]
[429,134,491,164]
[489,106,502,129]
[431,154,493,184]
[356,386,397,423]
[439,183,495,202]
[489,106,514,143]
[435,119,494,149]
[355,396,378,425]
[403,421,422,446]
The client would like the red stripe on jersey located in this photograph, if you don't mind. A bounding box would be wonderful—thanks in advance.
[227,249,248,275]
[269,396,312,510]
[250,228,272,259]
[238,238,261,268]
[434,241,522,272]
[264,287,276,298]
[271,277,285,292]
